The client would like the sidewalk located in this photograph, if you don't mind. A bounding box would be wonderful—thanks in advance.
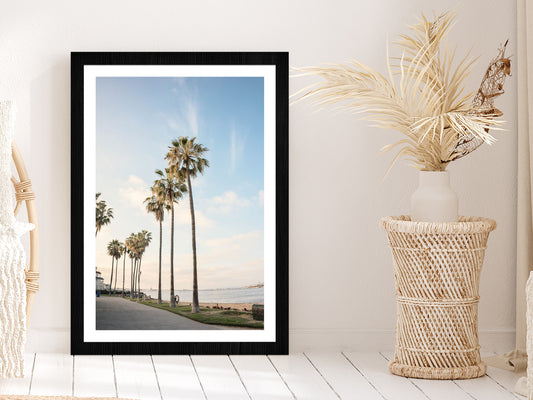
[96,296,221,330]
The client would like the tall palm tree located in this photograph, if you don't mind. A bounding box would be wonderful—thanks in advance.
[120,243,127,297]
[166,136,209,313]
[96,193,113,237]
[106,239,121,293]
[125,234,137,299]
[135,230,152,301]
[152,168,187,308]
[144,193,170,304]
[114,242,124,294]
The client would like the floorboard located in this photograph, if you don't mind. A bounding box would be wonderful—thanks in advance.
[30,353,73,396]
[191,355,249,400]
[455,375,518,400]
[268,353,338,400]
[343,352,428,400]
[0,352,524,399]
[380,351,473,400]
[113,355,161,400]
[152,355,206,400]
[305,352,384,400]
[73,355,116,398]
[230,355,294,400]
[482,353,525,399]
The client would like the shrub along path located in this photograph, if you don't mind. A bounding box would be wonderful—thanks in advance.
[132,298,264,329]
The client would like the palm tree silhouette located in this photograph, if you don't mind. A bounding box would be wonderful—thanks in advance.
[114,242,124,294]
[166,136,209,313]
[125,234,137,299]
[120,242,127,297]
[134,230,152,301]
[96,193,113,237]
[144,193,170,304]
[106,239,121,293]
[152,168,187,308]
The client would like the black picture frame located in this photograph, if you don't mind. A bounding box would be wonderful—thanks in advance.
[71,52,289,355]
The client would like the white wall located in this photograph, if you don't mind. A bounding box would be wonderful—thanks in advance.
[1,0,516,353]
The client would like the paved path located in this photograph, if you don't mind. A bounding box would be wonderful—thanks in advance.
[96,296,220,330]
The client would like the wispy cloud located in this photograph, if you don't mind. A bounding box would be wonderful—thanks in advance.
[185,99,198,137]
[118,175,213,229]
[230,123,245,173]
[255,190,264,207]
[168,79,199,138]
[173,201,214,228]
[207,191,251,214]
[166,103,198,137]
[172,77,186,89]
[204,230,262,251]
[166,116,181,132]
[118,175,151,212]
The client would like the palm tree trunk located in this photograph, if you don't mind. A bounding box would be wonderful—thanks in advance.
[131,261,135,297]
[130,258,134,299]
[170,202,176,308]
[134,259,139,298]
[122,252,126,297]
[109,258,114,295]
[114,257,119,293]
[158,220,163,304]
[187,170,200,314]
[137,256,142,302]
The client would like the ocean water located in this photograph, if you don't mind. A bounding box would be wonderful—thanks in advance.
[145,287,264,304]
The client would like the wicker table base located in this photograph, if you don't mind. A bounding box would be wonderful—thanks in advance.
[381,216,496,380]
[389,361,486,380]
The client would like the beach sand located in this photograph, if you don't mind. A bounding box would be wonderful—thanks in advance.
[178,301,262,312]
[141,295,263,312]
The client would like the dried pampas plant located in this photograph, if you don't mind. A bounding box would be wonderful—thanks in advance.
[292,11,511,172]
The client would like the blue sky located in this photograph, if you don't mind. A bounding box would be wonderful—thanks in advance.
[95,76,265,292]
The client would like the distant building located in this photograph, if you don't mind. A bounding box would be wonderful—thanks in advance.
[96,268,105,291]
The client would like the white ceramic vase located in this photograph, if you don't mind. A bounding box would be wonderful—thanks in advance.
[410,170,458,222]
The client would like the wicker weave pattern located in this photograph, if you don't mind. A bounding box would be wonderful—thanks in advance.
[381,216,496,380]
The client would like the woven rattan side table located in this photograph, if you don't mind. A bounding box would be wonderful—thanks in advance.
[380,216,496,380]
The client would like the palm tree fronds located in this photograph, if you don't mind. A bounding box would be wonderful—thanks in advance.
[292,10,511,172]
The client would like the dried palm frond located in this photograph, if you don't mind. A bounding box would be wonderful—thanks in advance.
[292,11,511,172]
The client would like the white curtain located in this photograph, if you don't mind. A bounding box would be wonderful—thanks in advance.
[516,0,533,359]
[489,0,533,395]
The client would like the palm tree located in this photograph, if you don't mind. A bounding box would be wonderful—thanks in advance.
[152,168,187,308]
[125,234,137,299]
[106,239,121,294]
[144,193,170,304]
[114,242,124,294]
[96,193,113,236]
[135,230,152,301]
[166,136,209,313]
[120,243,127,297]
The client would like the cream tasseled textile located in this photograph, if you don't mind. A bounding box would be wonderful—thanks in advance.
[0,101,33,378]
[526,272,533,399]
[514,272,533,397]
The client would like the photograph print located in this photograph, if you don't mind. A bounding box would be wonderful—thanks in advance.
[71,52,288,354]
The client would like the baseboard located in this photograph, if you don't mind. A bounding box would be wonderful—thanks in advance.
[26,327,70,353]
[25,327,515,354]
[289,328,516,353]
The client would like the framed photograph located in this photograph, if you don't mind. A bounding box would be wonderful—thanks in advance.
[71,52,288,354]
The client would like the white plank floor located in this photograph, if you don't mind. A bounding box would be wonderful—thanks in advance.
[0,353,526,399]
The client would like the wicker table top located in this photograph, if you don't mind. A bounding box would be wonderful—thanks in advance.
[380,215,496,234]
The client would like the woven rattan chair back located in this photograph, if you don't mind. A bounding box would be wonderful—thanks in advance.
[11,141,39,330]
